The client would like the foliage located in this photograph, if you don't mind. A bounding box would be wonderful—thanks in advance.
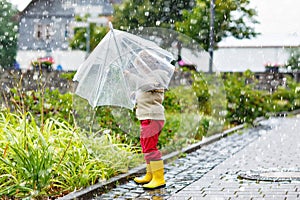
[69,15,109,52]
[161,112,210,154]
[0,112,142,199]
[162,83,211,151]
[7,88,73,124]
[113,0,258,51]
[191,71,211,114]
[271,76,300,112]
[113,0,195,30]
[175,0,259,50]
[285,48,300,71]
[93,106,140,146]
[223,71,300,124]
[223,72,271,124]
[0,0,18,68]
[60,71,76,81]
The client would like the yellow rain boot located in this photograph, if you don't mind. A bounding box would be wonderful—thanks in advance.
[143,160,166,190]
[134,164,152,184]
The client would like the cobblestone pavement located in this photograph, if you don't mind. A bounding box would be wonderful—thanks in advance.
[93,117,283,200]
[169,116,300,200]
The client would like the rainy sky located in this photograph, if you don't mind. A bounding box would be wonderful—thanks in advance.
[250,0,300,34]
[8,0,300,35]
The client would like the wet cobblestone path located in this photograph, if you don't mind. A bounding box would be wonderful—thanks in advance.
[94,124,269,200]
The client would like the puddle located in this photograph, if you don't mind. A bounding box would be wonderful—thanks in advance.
[238,169,300,182]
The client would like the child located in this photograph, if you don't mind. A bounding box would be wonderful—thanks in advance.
[125,50,172,189]
[133,88,166,189]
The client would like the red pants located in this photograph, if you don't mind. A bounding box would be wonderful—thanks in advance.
[140,119,164,164]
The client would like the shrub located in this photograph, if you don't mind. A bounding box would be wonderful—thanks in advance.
[7,88,73,124]
[224,72,271,124]
[270,76,300,112]
[0,112,142,199]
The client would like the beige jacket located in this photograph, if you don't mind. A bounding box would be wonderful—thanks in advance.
[136,90,165,121]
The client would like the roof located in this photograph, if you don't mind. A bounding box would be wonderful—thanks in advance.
[20,0,122,15]
[218,33,300,48]
[22,0,38,11]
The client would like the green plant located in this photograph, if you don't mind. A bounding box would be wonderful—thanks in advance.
[0,0,18,68]
[0,112,54,198]
[0,111,142,199]
[285,47,300,71]
[60,71,76,81]
[224,72,271,124]
[270,76,300,112]
[7,88,73,124]
[191,72,211,114]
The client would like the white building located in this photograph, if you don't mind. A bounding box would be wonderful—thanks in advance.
[214,33,300,72]
[16,0,121,71]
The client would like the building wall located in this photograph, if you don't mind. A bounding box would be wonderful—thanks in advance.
[16,50,86,71]
[214,47,291,72]
[17,0,119,70]
[18,0,74,51]
[63,0,115,15]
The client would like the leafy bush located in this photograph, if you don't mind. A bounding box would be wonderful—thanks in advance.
[162,81,213,151]
[0,112,142,199]
[223,72,271,124]
[223,71,300,124]
[191,72,211,114]
[285,47,300,71]
[7,88,73,124]
[270,76,300,112]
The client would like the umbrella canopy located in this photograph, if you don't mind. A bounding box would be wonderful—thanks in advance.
[73,24,175,110]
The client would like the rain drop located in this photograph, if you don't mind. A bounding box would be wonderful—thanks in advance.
[190,19,197,24]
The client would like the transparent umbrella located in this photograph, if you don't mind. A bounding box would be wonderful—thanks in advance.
[73,23,175,110]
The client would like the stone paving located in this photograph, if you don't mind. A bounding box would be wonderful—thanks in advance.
[169,116,300,200]
[94,116,284,200]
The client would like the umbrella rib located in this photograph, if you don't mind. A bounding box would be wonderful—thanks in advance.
[92,32,114,108]
[122,35,174,61]
[120,38,153,74]
[96,30,134,109]
[111,30,124,67]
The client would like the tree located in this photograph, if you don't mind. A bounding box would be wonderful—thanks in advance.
[286,48,300,71]
[113,0,258,51]
[0,0,18,68]
[176,0,259,50]
[69,15,109,52]
[112,0,195,30]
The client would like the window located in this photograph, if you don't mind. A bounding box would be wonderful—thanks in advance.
[64,24,69,38]
[34,23,53,40]
[34,24,43,40]
[45,24,52,40]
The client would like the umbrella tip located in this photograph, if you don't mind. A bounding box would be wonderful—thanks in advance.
[109,22,113,31]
